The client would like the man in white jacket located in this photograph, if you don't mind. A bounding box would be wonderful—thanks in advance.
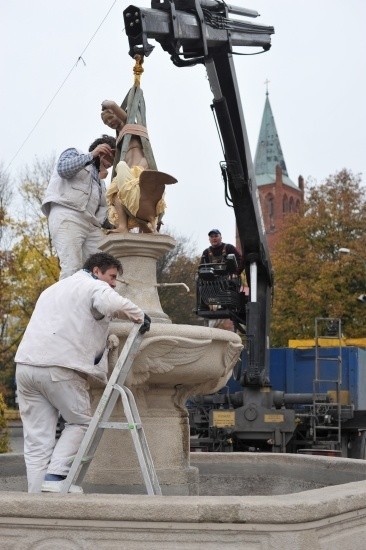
[42,135,116,279]
[15,252,148,493]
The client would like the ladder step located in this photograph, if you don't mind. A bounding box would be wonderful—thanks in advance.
[316,357,340,361]
[312,444,341,449]
[313,403,341,407]
[314,426,340,431]
[316,334,341,338]
[314,439,340,443]
[67,454,94,465]
[314,379,341,383]
[98,421,142,430]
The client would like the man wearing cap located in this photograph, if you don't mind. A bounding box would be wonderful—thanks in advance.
[201,229,243,273]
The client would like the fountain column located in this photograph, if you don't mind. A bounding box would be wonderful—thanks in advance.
[86,233,242,495]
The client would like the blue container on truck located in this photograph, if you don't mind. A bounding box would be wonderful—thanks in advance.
[194,345,366,456]
[269,347,366,411]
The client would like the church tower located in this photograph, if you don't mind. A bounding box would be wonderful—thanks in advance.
[254,89,304,252]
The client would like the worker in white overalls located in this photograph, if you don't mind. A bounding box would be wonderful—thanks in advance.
[15,252,150,493]
[42,135,116,279]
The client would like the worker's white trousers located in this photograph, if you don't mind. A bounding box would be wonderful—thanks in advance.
[48,205,103,280]
[16,364,91,493]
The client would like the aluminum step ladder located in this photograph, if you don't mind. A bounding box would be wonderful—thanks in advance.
[61,323,161,495]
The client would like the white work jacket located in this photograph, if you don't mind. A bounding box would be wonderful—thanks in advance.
[15,271,144,381]
[41,153,107,225]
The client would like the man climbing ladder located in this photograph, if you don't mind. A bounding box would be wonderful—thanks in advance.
[15,252,150,494]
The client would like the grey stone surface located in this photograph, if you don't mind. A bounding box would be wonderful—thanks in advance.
[192,452,366,495]
[2,449,366,547]
[89,233,243,495]
[1,477,366,549]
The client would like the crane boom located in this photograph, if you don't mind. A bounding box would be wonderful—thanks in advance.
[123,0,274,385]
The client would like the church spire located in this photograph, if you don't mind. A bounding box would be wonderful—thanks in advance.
[254,88,288,177]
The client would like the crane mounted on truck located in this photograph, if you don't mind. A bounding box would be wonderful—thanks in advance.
[122,1,357,455]
[123,0,275,385]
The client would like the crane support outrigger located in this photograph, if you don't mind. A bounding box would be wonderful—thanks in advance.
[123,0,274,388]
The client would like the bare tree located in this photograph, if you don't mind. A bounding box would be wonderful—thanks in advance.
[0,163,13,248]
[18,154,56,256]
[157,229,200,324]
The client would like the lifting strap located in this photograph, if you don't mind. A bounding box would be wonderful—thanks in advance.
[118,55,157,171]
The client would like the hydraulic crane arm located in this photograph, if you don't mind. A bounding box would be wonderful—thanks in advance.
[123,1,274,386]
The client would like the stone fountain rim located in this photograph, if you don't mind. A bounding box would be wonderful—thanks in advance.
[109,321,243,342]
[191,451,366,473]
[2,452,366,524]
[1,478,366,525]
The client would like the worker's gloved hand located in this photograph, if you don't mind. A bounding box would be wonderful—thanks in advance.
[139,313,151,334]
[101,218,116,231]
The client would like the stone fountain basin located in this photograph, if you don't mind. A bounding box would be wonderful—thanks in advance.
[1,452,366,549]
[192,452,366,495]
[3,452,366,495]
[85,322,243,494]
[107,322,243,389]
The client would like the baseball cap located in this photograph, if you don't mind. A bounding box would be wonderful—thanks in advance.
[208,229,221,236]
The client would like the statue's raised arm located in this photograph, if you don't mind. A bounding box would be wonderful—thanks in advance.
[101,100,148,170]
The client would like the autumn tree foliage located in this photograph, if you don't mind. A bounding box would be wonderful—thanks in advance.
[0,157,59,404]
[271,169,366,346]
[0,164,15,402]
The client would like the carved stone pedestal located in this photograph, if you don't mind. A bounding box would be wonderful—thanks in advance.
[86,233,242,495]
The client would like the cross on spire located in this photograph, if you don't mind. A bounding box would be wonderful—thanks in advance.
[264,78,270,95]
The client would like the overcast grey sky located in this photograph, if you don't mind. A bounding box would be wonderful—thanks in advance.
[2,0,365,253]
